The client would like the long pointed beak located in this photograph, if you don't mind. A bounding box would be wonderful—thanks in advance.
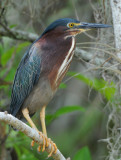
[78,22,112,29]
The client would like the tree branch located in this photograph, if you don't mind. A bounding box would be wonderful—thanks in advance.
[0,111,67,160]
[74,48,112,66]
[0,28,38,42]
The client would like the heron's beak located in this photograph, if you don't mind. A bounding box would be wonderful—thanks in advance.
[68,22,112,35]
[77,22,112,29]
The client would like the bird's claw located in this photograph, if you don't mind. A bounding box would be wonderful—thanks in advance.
[47,138,57,157]
[37,145,41,152]
[31,140,35,147]
[36,132,57,157]
[37,132,46,152]
[53,142,57,154]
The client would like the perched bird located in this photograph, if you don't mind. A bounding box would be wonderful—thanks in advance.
[9,18,111,156]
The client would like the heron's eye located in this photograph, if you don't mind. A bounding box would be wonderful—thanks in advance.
[68,23,74,28]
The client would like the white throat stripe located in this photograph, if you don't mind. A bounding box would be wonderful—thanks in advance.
[55,37,75,83]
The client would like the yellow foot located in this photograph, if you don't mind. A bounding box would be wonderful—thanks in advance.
[48,138,57,157]
[31,140,35,147]
[37,132,47,152]
[37,132,57,157]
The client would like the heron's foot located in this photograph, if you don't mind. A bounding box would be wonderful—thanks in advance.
[47,138,57,157]
[37,132,57,157]
[31,140,35,147]
[37,132,48,152]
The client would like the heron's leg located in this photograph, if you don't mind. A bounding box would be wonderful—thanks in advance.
[40,105,47,136]
[22,108,57,157]
[22,108,45,148]
[22,108,38,131]
[39,105,48,151]
[39,105,57,156]
[22,108,40,147]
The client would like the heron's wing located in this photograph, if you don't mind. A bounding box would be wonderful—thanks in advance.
[10,45,41,116]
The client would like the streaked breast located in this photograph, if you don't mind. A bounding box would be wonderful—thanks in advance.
[55,37,75,86]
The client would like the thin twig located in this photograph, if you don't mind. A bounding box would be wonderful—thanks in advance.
[100,56,112,67]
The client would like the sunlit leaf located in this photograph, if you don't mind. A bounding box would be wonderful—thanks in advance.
[59,82,67,89]
[73,146,92,160]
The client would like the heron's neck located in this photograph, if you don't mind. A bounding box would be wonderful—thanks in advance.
[42,35,76,90]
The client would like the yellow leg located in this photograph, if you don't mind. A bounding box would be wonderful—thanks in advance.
[40,105,47,136]
[22,108,39,147]
[22,107,57,156]
[39,105,57,156]
[22,108,38,131]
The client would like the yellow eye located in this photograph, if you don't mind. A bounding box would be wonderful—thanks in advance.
[68,23,74,28]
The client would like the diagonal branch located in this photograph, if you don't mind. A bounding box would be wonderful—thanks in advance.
[0,111,67,160]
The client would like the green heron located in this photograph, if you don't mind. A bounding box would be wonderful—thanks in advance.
[9,18,111,157]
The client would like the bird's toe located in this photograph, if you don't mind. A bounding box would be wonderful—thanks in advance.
[37,131,46,152]
[36,132,57,157]
[31,140,35,147]
[47,138,57,157]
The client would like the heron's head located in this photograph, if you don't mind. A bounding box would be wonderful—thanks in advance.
[41,18,111,37]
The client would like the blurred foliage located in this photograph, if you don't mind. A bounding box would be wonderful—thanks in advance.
[1,42,29,66]
[46,105,86,125]
[68,71,116,101]
[73,146,92,160]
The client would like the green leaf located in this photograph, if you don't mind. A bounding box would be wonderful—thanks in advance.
[16,42,30,53]
[73,146,92,160]
[68,71,116,100]
[14,144,21,158]
[46,106,85,124]
[9,24,17,28]
[55,106,85,117]
[0,44,4,55]
[1,42,30,66]
[5,68,16,81]
[59,82,67,89]
[1,47,15,66]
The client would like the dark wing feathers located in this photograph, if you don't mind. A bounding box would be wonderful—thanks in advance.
[10,45,41,116]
